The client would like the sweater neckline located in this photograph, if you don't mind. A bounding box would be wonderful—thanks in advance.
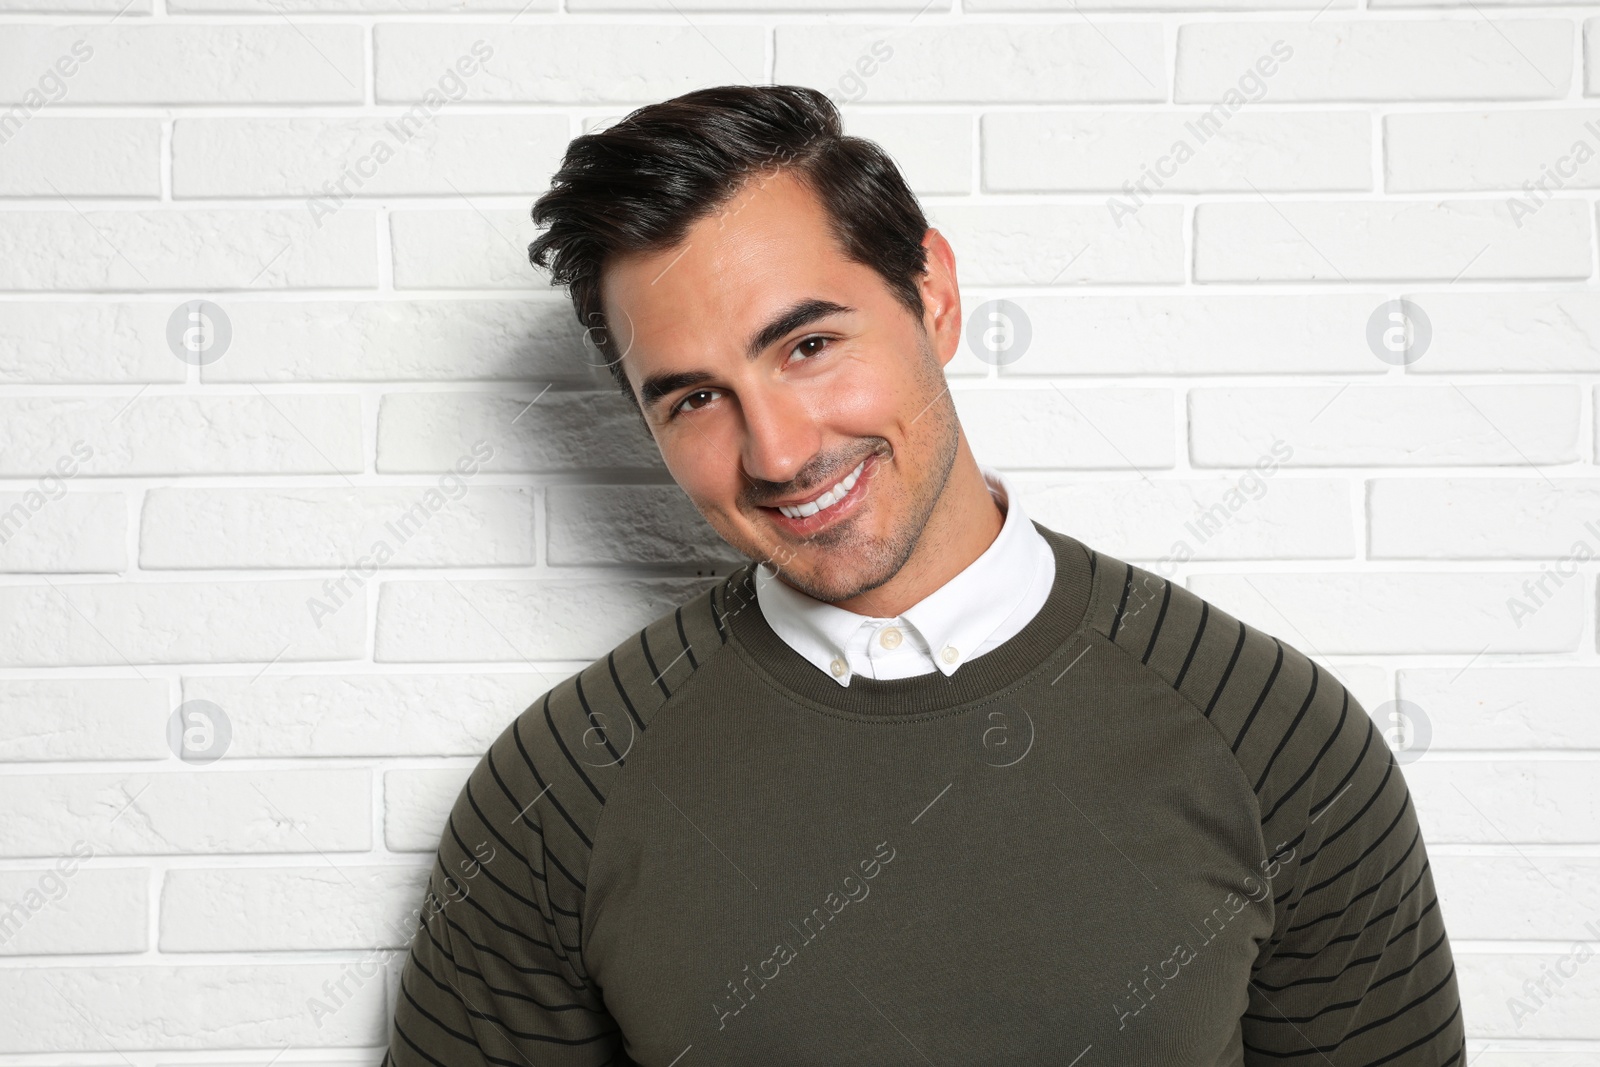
[720,521,1100,720]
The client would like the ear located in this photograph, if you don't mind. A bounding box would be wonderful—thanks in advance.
[917,228,961,370]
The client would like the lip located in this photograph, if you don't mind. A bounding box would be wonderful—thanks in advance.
[760,452,880,538]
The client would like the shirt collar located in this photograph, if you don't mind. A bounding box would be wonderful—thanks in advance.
[752,466,1050,686]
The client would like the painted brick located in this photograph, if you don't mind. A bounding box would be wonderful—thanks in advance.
[140,487,535,569]
[0,770,372,857]
[180,672,544,757]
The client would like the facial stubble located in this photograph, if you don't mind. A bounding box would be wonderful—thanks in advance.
[747,327,959,606]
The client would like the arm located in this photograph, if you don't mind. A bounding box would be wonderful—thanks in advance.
[1093,557,1467,1065]
[383,709,625,1067]
[1241,668,1465,1065]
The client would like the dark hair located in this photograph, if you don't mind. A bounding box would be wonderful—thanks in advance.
[527,84,930,410]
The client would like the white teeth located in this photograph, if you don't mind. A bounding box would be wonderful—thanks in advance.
[778,459,865,520]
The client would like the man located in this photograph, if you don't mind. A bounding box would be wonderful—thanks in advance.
[382,85,1465,1066]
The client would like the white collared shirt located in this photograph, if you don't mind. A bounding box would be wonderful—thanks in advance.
[751,466,1056,687]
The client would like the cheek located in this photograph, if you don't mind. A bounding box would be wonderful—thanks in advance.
[661,441,714,494]
[660,432,745,515]
[822,351,901,426]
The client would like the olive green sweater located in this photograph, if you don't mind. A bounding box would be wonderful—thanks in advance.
[382,523,1465,1066]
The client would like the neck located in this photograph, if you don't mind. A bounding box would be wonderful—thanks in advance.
[830,436,1002,618]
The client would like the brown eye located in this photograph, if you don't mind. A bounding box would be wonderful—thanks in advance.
[673,389,720,417]
[788,335,833,364]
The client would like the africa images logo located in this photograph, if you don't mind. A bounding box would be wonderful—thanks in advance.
[712,840,896,1030]
[1112,843,1296,1031]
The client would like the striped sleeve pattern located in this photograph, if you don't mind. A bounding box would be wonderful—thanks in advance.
[1092,553,1466,1066]
[382,584,731,1067]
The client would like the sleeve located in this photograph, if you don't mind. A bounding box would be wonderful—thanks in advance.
[382,710,629,1067]
[1091,555,1467,1064]
[1240,662,1467,1066]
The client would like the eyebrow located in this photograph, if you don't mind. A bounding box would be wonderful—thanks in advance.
[635,297,856,414]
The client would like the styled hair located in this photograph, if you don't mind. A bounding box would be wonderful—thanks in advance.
[527,84,930,410]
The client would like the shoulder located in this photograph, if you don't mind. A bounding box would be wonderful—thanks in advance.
[397,571,744,1011]
[462,569,744,850]
[1067,551,1463,1057]
[1081,547,1386,850]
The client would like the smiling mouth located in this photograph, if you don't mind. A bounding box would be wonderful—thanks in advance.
[769,458,867,519]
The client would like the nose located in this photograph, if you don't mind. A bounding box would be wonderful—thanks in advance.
[739,382,822,496]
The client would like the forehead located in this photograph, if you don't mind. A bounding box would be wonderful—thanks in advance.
[597,169,868,369]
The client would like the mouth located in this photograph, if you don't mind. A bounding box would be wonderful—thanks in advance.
[759,452,880,537]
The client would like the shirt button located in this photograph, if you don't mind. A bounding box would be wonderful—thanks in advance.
[940,645,959,664]
[830,657,848,677]
[879,626,903,650]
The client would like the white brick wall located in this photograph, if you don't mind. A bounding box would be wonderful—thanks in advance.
[0,0,1597,1060]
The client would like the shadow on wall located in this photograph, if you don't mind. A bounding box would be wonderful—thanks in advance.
[511,309,744,579]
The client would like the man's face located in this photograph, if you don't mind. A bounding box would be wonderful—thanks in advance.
[598,168,964,606]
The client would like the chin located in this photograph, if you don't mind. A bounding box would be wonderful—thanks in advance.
[728,508,900,599]
[784,549,896,604]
